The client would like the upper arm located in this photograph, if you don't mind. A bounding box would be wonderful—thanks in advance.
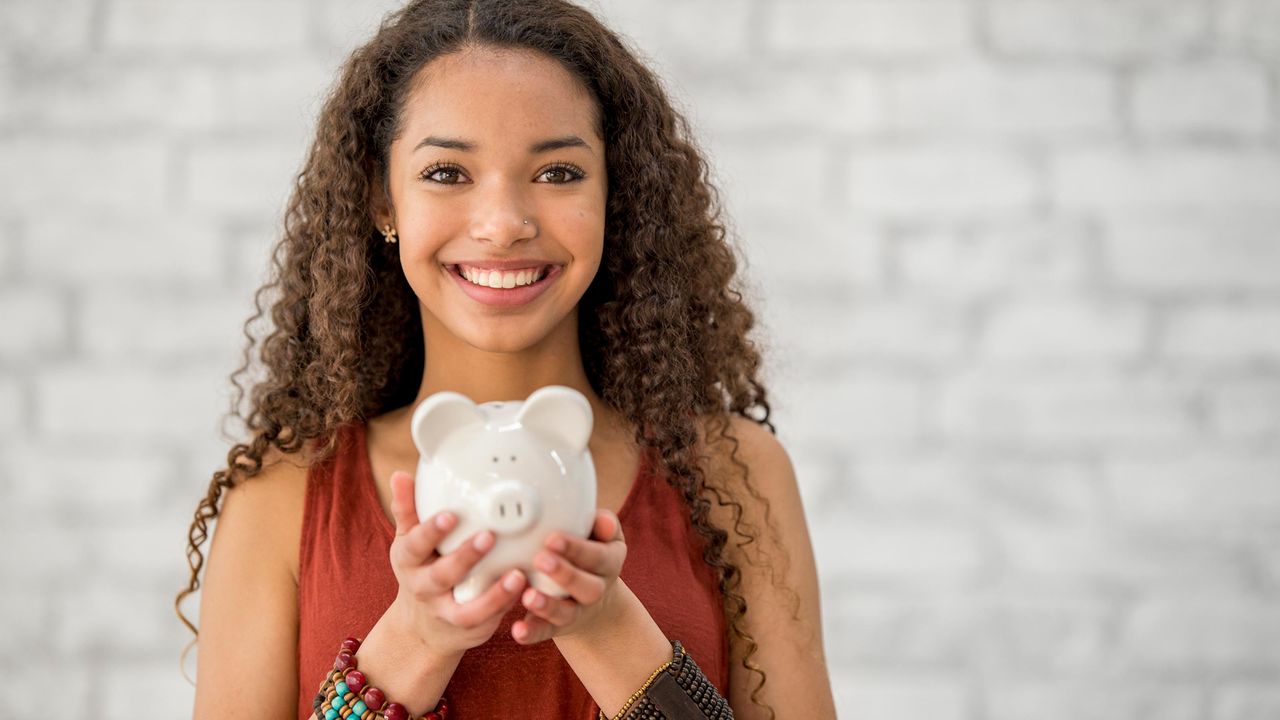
[193,448,310,720]
[704,416,837,720]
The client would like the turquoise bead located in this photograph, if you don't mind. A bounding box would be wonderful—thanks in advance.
[337,681,349,696]
[353,700,369,715]
[333,694,348,709]
[324,710,339,720]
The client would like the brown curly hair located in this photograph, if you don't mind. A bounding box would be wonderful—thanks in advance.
[174,1,798,716]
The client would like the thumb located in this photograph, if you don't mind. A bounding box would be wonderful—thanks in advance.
[389,470,419,537]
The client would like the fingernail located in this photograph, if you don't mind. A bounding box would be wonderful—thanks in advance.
[434,513,452,530]
[531,592,546,609]
[473,531,494,551]
[535,553,557,571]
[503,570,523,592]
[547,535,567,552]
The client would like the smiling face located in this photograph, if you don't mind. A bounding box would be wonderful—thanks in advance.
[376,45,608,354]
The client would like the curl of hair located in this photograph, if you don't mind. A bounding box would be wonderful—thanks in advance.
[175,2,798,717]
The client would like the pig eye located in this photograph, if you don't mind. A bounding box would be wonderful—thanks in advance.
[510,455,516,462]
[492,456,498,463]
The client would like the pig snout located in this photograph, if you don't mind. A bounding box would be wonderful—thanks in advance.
[483,480,540,535]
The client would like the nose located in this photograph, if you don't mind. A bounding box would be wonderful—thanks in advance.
[470,196,537,248]
[484,480,540,535]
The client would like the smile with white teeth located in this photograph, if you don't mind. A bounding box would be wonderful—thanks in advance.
[458,265,547,289]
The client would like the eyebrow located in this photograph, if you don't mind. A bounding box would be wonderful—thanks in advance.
[413,134,593,155]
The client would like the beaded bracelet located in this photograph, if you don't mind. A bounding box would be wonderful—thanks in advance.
[597,640,681,720]
[313,636,450,720]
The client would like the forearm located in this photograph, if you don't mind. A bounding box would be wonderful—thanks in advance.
[309,600,463,719]
[552,580,674,718]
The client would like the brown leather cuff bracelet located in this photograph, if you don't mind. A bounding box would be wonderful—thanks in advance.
[606,639,734,720]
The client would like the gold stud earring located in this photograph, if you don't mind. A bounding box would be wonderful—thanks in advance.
[381,224,398,244]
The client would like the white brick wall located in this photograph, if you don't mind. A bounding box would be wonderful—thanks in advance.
[2,0,1277,717]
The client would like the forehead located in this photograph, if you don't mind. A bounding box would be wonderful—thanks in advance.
[398,46,600,150]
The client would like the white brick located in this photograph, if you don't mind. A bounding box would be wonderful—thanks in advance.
[707,138,831,219]
[0,138,169,214]
[977,296,1148,365]
[937,368,1197,449]
[0,375,22,434]
[830,670,969,720]
[6,63,220,133]
[1163,304,1280,365]
[5,443,172,515]
[0,286,70,361]
[0,516,83,581]
[771,294,967,366]
[686,67,885,137]
[996,523,1248,589]
[1104,213,1280,292]
[595,0,753,62]
[1216,0,1280,61]
[775,369,928,447]
[1214,685,1280,720]
[897,218,1095,299]
[35,366,229,443]
[102,658,195,720]
[973,590,1117,673]
[889,60,1117,138]
[52,579,172,654]
[85,513,195,583]
[854,453,1103,522]
[1101,449,1280,527]
[986,681,1203,720]
[1052,148,1280,212]
[0,588,50,649]
[3,660,91,717]
[1133,59,1271,138]
[1118,595,1280,673]
[216,60,335,133]
[183,140,315,216]
[811,515,986,584]
[988,0,1207,60]
[25,213,223,286]
[0,1,95,56]
[739,212,888,291]
[1206,377,1280,440]
[846,145,1039,219]
[103,0,308,55]
[80,289,250,364]
[765,1,973,58]
[315,0,407,51]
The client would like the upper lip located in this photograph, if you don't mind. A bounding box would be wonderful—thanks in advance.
[446,259,560,271]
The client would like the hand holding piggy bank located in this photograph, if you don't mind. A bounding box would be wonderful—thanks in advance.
[411,385,597,604]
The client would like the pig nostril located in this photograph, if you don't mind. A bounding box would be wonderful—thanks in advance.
[510,455,516,461]
[517,502,522,516]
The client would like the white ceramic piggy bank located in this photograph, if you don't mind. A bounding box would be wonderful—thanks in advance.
[411,385,597,604]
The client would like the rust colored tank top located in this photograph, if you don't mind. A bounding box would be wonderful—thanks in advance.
[296,421,729,719]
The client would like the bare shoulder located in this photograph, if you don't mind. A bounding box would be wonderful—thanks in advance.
[193,437,316,719]
[228,439,314,584]
[695,414,837,719]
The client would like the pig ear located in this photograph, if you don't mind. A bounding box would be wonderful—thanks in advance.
[410,391,485,460]
[515,385,593,452]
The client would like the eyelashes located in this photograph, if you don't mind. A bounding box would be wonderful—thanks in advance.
[417,161,587,185]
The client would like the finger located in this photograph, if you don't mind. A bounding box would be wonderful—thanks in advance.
[412,528,496,597]
[390,471,419,537]
[542,530,622,573]
[512,612,556,645]
[520,587,579,628]
[596,509,623,542]
[533,550,608,604]
[446,569,527,628]
[392,510,456,568]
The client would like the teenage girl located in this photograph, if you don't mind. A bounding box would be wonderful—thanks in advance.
[176,1,837,718]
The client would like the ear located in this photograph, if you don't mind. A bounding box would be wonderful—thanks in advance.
[515,385,593,452]
[410,391,485,460]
